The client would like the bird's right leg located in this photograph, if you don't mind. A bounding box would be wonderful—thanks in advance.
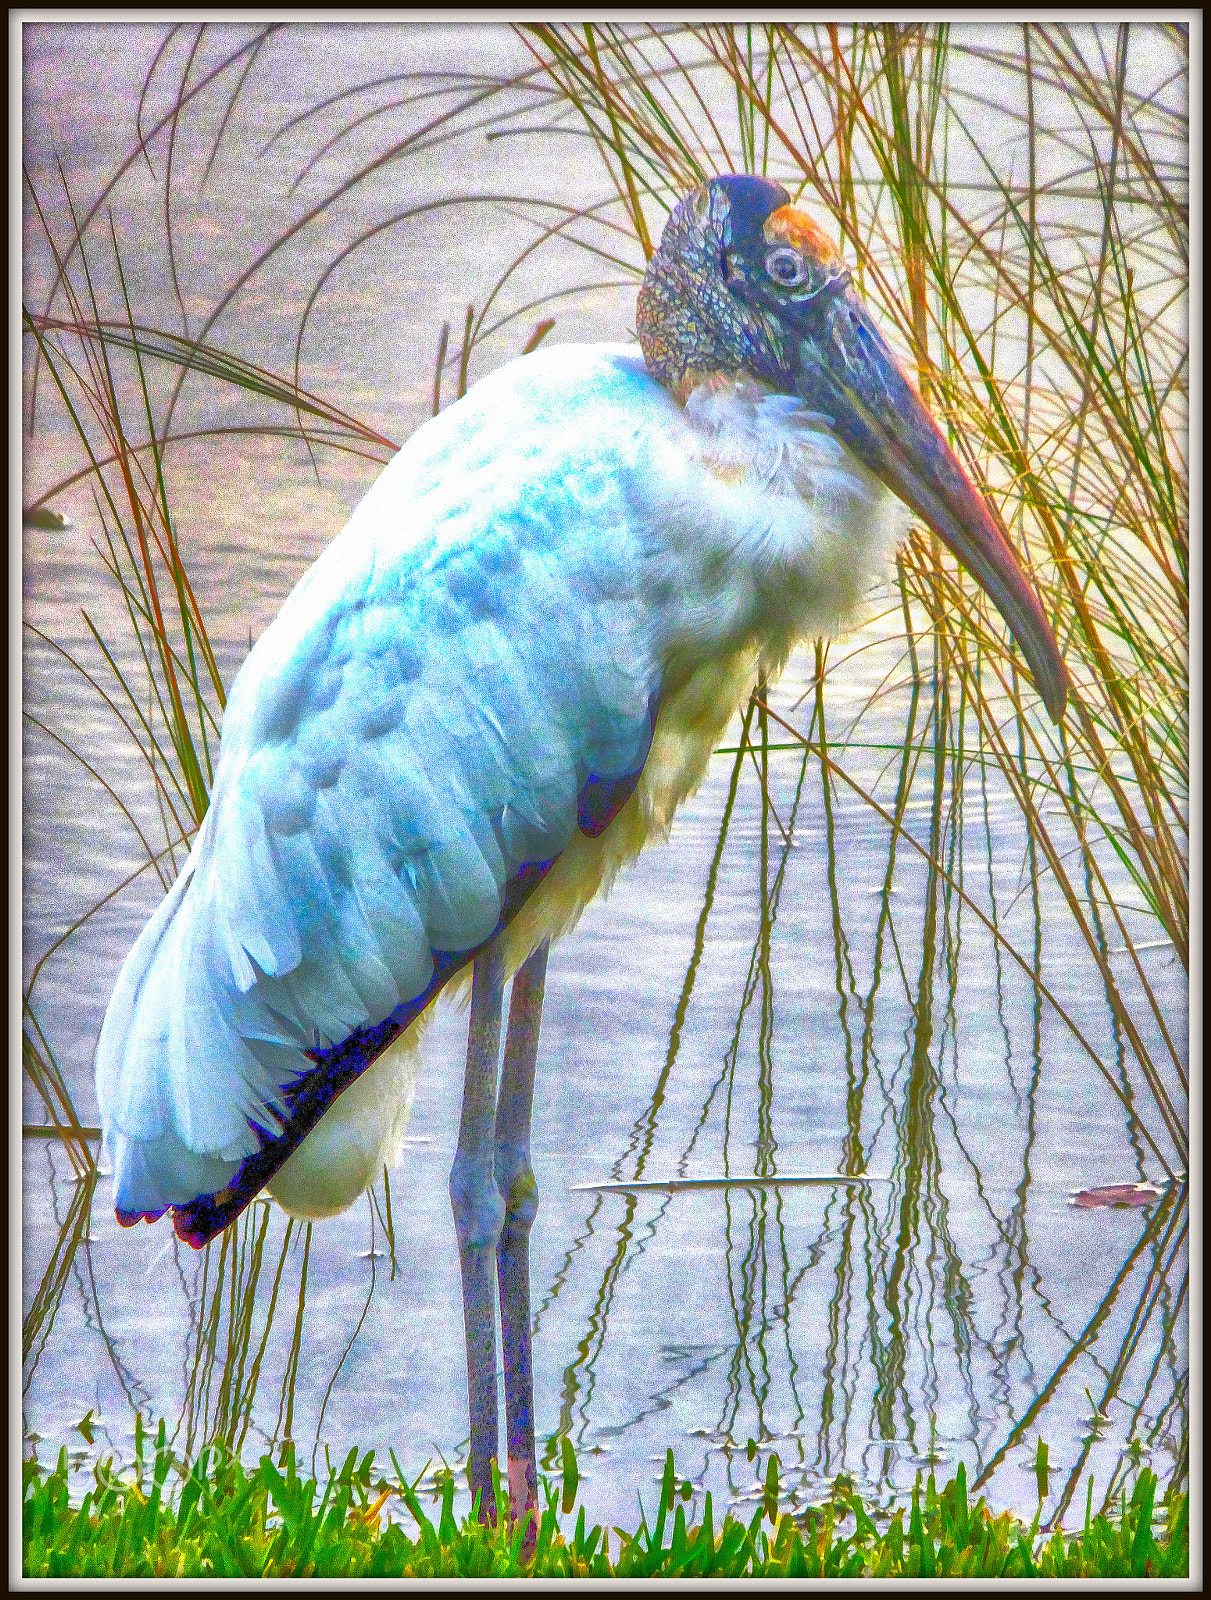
[494,940,548,1545]
[450,945,506,1525]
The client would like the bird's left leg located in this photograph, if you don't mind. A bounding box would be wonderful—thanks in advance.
[450,945,506,1525]
[494,940,548,1543]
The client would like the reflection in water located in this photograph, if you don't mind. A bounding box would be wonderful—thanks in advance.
[531,639,1179,1523]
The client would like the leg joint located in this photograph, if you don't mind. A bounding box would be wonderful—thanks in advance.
[495,1140,539,1234]
[449,1151,505,1252]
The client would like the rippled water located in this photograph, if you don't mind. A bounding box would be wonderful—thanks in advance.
[22,22,1187,1537]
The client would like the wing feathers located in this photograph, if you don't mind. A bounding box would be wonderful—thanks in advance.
[97,346,671,1219]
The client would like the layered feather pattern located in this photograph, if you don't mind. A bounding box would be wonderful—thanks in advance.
[97,344,899,1220]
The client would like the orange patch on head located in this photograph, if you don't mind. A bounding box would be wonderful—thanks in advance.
[764,205,840,267]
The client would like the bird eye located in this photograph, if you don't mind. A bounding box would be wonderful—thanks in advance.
[765,246,808,288]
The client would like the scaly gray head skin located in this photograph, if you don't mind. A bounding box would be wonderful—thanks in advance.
[638,173,1069,724]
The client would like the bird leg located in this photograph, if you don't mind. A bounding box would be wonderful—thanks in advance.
[494,940,548,1543]
[450,945,506,1524]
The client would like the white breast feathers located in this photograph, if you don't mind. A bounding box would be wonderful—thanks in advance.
[639,371,908,683]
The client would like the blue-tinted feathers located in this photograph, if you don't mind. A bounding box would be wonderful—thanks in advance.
[96,345,898,1219]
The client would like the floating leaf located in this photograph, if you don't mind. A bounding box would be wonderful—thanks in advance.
[23,506,69,530]
[1069,1183,1165,1209]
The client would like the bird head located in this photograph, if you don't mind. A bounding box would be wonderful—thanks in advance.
[638,173,1068,723]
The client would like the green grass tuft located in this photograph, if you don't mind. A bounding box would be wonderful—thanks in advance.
[22,1430,1187,1580]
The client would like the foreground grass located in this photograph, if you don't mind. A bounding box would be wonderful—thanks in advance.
[23,1425,1187,1579]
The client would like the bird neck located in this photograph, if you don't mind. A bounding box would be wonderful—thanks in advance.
[646,372,907,683]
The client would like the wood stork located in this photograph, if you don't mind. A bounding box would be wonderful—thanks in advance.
[95,173,1067,1533]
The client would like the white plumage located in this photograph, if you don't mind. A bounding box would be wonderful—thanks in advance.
[96,172,1067,1527]
[97,343,901,1221]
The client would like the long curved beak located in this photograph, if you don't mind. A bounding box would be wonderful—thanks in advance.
[789,287,1068,723]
